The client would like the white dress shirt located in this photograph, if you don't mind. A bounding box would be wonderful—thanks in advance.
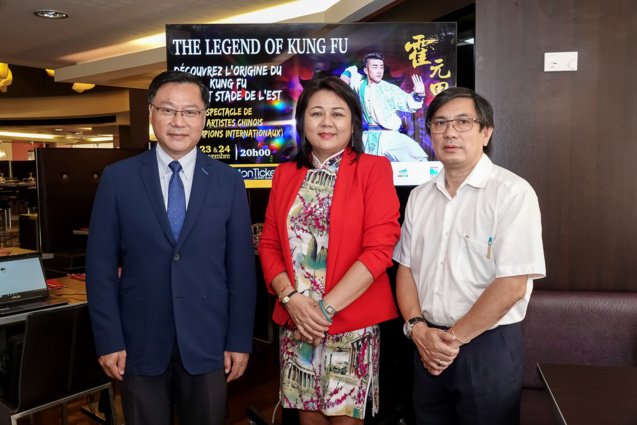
[393,154,546,327]
[156,145,197,209]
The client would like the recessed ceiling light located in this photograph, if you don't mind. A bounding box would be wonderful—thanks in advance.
[89,136,114,142]
[34,10,69,19]
[0,131,57,140]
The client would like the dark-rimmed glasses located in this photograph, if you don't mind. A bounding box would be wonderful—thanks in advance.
[428,117,481,134]
[151,104,204,119]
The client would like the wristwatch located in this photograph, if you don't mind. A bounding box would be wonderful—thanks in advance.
[321,300,339,316]
[281,290,298,306]
[403,317,426,339]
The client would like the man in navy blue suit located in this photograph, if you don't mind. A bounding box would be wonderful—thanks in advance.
[86,70,257,425]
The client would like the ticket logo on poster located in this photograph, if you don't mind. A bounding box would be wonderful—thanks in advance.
[236,166,276,181]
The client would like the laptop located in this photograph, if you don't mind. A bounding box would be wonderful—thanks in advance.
[0,253,70,316]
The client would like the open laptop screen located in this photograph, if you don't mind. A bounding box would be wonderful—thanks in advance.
[0,255,48,300]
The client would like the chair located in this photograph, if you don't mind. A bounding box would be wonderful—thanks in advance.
[247,406,273,425]
[0,304,117,425]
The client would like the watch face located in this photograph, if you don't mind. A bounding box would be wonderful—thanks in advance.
[282,290,297,305]
[404,317,424,339]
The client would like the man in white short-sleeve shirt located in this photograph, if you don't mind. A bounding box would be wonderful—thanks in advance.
[393,87,545,425]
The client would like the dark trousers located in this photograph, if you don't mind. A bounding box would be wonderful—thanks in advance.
[413,322,523,425]
[121,357,227,425]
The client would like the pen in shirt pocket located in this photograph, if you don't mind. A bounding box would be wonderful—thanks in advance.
[487,237,492,259]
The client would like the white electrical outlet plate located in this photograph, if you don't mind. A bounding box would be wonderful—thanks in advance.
[544,52,578,72]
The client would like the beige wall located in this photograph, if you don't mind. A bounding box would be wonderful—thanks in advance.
[0,142,13,161]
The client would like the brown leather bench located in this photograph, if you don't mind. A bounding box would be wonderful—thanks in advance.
[520,290,637,424]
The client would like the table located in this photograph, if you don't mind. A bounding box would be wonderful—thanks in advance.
[49,276,87,303]
[0,276,86,360]
[0,277,113,424]
[0,276,86,327]
[538,363,637,425]
[0,246,54,259]
[0,183,36,188]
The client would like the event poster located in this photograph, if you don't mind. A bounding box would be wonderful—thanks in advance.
[166,23,456,187]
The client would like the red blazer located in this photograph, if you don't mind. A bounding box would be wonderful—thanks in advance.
[258,148,400,334]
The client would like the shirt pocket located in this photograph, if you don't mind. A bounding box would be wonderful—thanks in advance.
[455,236,496,287]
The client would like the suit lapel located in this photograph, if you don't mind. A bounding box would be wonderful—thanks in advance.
[140,149,176,244]
[176,151,212,248]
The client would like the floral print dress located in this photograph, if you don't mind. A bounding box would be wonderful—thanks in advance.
[280,151,381,419]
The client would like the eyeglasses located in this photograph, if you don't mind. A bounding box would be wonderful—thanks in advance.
[151,104,204,119]
[427,117,481,134]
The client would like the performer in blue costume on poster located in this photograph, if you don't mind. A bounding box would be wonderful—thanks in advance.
[341,52,428,162]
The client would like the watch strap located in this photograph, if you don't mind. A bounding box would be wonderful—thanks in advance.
[281,290,298,305]
[408,317,426,326]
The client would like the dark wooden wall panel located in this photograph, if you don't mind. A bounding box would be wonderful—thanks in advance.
[124,88,151,149]
[476,0,637,291]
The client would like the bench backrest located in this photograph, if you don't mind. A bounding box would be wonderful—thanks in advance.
[521,290,637,389]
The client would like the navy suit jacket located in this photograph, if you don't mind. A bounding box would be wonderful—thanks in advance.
[86,147,256,376]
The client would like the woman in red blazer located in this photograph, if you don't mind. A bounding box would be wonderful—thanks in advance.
[259,77,400,424]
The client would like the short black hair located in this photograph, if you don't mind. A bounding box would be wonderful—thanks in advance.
[294,77,364,169]
[147,70,210,109]
[425,87,494,152]
[363,52,384,68]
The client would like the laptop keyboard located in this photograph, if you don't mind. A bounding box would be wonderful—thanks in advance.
[0,298,43,309]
